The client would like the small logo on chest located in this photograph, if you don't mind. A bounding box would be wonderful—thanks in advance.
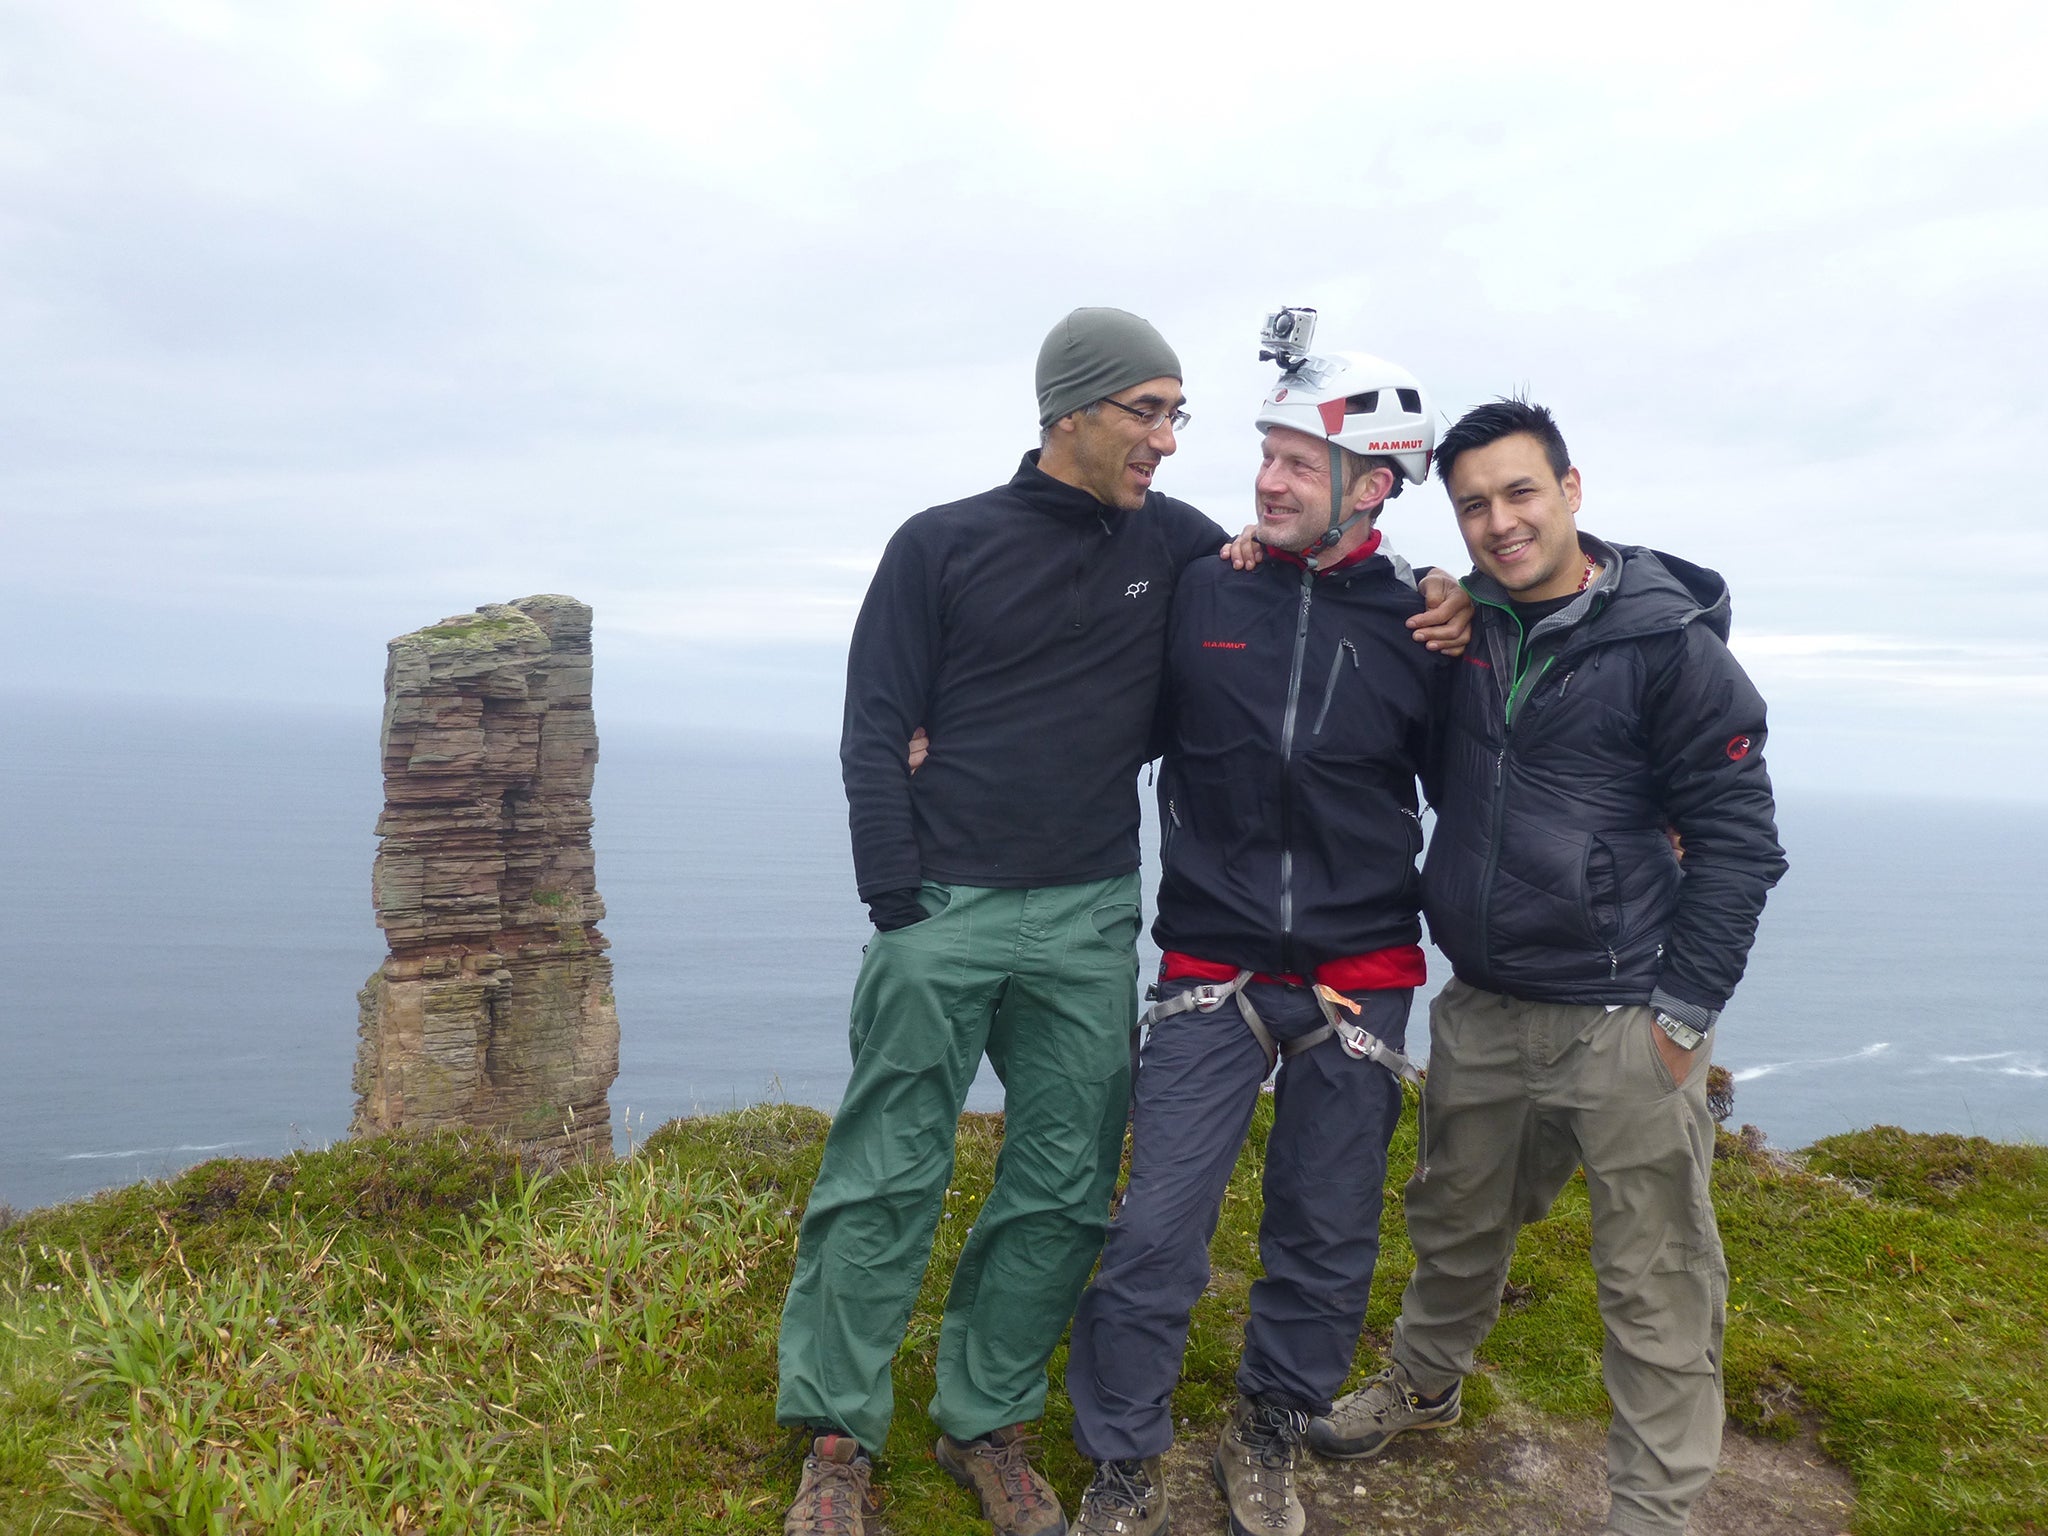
[1125,580,1151,598]
[1202,640,1247,650]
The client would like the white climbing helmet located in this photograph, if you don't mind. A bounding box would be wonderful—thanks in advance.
[1255,350,1436,485]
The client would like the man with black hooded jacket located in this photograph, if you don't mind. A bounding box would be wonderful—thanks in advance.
[1307,399,1787,1536]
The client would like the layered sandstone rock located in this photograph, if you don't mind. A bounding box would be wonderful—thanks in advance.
[352,595,619,1156]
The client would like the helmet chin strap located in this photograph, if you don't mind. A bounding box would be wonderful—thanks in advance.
[1306,441,1373,571]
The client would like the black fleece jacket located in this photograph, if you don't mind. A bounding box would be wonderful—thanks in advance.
[842,453,1228,910]
[1421,537,1787,1027]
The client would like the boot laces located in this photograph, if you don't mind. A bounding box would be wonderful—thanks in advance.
[792,1445,871,1536]
[979,1427,1056,1516]
[1338,1366,1412,1430]
[1240,1401,1308,1469]
[1083,1457,1153,1516]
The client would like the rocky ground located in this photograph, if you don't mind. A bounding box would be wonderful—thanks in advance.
[1148,1382,1856,1535]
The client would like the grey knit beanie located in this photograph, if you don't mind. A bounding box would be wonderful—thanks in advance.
[1035,308,1182,428]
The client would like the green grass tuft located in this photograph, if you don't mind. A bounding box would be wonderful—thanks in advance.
[1,1106,2042,1533]
[415,617,532,645]
[9,1129,527,1287]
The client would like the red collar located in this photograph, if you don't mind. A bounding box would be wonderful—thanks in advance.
[1266,527,1383,575]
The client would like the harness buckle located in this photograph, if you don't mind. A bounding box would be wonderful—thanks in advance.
[1190,983,1231,1013]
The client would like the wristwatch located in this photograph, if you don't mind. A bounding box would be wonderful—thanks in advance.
[1654,1011,1706,1051]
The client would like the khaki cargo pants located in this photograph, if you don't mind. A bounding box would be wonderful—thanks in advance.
[1392,978,1727,1536]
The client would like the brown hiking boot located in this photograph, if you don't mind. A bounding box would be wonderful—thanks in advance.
[1212,1395,1306,1536]
[934,1423,1068,1535]
[785,1433,875,1536]
[1071,1456,1167,1536]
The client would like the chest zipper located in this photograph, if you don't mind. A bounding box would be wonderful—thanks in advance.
[1275,566,1316,968]
[1311,638,1359,736]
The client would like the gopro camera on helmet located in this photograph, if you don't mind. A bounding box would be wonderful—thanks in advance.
[1258,306,1317,369]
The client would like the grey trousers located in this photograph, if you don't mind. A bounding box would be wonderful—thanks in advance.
[1392,978,1727,1536]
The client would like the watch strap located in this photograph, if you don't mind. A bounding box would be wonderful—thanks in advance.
[1654,1011,1706,1050]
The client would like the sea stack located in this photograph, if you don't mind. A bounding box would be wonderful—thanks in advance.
[351,595,619,1157]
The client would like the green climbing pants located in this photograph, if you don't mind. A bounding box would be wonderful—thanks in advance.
[776,875,1142,1454]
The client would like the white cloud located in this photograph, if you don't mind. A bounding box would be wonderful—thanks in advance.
[1734,633,2048,698]
[1,0,2044,791]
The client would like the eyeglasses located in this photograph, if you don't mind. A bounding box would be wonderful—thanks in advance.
[1098,396,1191,433]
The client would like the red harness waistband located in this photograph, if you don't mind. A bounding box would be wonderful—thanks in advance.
[1160,946,1427,992]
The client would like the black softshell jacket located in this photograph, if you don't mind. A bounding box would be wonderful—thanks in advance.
[842,453,1228,900]
[1421,538,1787,1024]
[1152,545,1449,976]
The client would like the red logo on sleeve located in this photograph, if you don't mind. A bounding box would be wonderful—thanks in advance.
[1726,735,1753,761]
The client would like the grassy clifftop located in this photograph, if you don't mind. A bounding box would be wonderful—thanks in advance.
[2,1103,2043,1534]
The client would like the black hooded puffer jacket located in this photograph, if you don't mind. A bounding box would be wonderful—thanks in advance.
[1421,539,1787,1027]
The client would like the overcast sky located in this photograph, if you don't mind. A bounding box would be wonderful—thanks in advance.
[4,1,2044,799]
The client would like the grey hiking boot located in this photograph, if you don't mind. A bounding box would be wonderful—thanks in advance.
[1071,1456,1168,1536]
[785,1433,875,1536]
[1305,1362,1461,1461]
[1212,1395,1307,1536]
[935,1423,1068,1535]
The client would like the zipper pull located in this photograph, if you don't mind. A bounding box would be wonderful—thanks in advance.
[1168,799,1181,827]
[1340,638,1359,669]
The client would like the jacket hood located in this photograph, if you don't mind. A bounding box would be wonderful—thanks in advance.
[1599,539,1732,643]
[1464,534,1731,647]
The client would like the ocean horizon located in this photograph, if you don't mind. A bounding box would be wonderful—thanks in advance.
[2,692,2043,1213]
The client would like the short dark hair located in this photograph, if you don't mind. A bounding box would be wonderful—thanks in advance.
[1039,399,1103,448]
[1435,397,1570,486]
[1338,447,1403,503]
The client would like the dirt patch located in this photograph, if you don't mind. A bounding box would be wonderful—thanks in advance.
[1154,1384,1855,1535]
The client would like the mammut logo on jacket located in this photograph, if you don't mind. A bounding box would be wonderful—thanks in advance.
[1726,734,1754,761]
[1202,640,1247,650]
[1125,581,1151,598]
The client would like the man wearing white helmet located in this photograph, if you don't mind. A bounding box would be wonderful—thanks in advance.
[1064,323,1451,1536]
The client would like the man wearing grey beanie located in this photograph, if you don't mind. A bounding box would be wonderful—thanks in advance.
[772,308,1465,1536]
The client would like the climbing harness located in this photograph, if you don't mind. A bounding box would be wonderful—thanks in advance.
[1141,973,1432,1180]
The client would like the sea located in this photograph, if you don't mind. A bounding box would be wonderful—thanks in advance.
[2,695,2044,1213]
